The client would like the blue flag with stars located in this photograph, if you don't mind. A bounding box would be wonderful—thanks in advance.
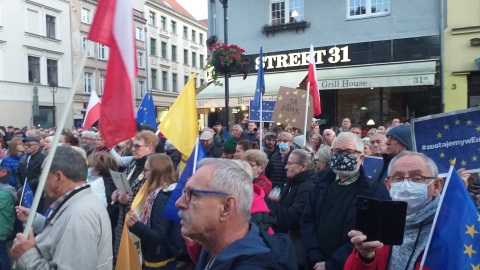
[251,47,265,111]
[136,91,157,127]
[421,166,480,269]
[249,100,275,122]
[21,182,34,208]
[412,107,480,176]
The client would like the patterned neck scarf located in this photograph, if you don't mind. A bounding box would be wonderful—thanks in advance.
[138,187,162,226]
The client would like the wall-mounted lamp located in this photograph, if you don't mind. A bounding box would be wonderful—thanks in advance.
[367,119,375,126]
[210,107,216,112]
[470,38,480,46]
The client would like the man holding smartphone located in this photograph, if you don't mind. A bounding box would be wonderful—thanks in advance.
[345,151,444,270]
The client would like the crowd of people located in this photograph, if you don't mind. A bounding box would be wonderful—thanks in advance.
[0,116,478,270]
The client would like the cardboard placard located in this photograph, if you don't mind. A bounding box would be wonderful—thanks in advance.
[271,86,314,128]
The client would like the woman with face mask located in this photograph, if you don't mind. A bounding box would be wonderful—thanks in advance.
[264,132,294,188]
[242,149,272,195]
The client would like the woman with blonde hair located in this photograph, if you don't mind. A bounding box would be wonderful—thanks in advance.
[126,154,179,270]
[1,137,24,186]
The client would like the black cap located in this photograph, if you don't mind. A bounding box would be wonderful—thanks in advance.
[22,136,40,143]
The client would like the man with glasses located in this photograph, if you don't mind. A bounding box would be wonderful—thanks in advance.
[300,132,390,270]
[265,132,294,188]
[81,130,97,156]
[15,137,46,202]
[263,132,277,158]
[175,158,297,269]
[345,151,444,270]
[371,125,412,183]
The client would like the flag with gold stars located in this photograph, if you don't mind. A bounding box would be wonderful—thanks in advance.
[271,86,314,127]
[249,100,275,122]
[421,165,480,269]
[412,107,480,176]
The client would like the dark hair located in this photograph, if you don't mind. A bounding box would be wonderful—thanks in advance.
[237,140,255,152]
[0,167,11,184]
[351,124,362,130]
[87,152,119,177]
[49,146,87,182]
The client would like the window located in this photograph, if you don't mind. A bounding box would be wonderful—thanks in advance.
[171,21,176,34]
[192,52,196,67]
[160,16,166,30]
[137,51,145,68]
[150,38,156,55]
[183,26,188,39]
[161,42,167,58]
[149,11,156,26]
[270,0,304,24]
[171,45,177,61]
[348,0,390,17]
[200,79,204,86]
[47,59,58,85]
[83,72,93,93]
[82,36,94,57]
[151,69,157,89]
[26,9,40,34]
[172,73,178,92]
[138,80,145,98]
[136,27,144,41]
[199,33,204,45]
[28,56,40,83]
[183,49,188,65]
[81,8,92,24]
[162,71,167,91]
[191,30,196,43]
[184,76,189,86]
[98,44,109,60]
[200,54,204,68]
[100,74,105,93]
[46,15,56,38]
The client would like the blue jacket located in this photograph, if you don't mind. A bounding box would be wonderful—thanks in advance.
[195,224,297,270]
[1,154,23,186]
[300,168,391,270]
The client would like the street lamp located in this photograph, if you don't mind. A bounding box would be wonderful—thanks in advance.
[49,82,58,128]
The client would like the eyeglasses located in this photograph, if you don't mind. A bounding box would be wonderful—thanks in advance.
[286,161,302,166]
[132,144,148,150]
[387,174,436,184]
[332,148,361,155]
[181,188,230,202]
[23,143,38,148]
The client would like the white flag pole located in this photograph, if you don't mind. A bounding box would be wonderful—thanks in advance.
[303,83,311,147]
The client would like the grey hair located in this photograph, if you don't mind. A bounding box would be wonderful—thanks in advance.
[291,149,315,170]
[49,146,87,182]
[387,151,438,177]
[332,132,364,153]
[370,132,387,141]
[242,149,269,167]
[323,129,336,137]
[232,124,243,133]
[316,146,331,163]
[310,133,323,143]
[197,158,253,220]
[81,130,98,139]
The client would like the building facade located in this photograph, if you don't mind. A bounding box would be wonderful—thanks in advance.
[443,0,480,112]
[0,0,73,128]
[145,0,208,124]
[202,0,442,129]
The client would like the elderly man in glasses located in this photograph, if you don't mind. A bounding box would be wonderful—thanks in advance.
[15,137,46,201]
[345,151,444,270]
[300,132,390,270]
[175,158,297,269]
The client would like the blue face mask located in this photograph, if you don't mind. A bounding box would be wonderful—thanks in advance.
[253,173,259,179]
[278,142,289,151]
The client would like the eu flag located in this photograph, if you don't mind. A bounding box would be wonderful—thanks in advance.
[412,107,480,176]
[251,47,265,111]
[21,182,34,208]
[421,166,480,269]
[163,139,205,221]
[249,100,275,122]
[136,91,157,128]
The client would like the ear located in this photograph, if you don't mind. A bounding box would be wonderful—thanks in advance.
[384,178,391,192]
[358,153,365,165]
[0,169,7,178]
[432,177,444,197]
[220,196,237,222]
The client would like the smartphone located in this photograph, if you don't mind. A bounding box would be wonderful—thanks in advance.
[356,196,407,245]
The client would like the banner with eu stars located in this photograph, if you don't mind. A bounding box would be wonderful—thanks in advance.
[249,100,275,122]
[412,107,480,176]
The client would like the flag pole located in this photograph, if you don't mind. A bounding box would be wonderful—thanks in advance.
[259,97,263,150]
[18,177,28,207]
[303,82,311,147]
[21,51,89,237]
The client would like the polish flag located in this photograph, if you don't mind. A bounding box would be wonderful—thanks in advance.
[308,45,321,115]
[88,0,137,148]
[83,91,101,129]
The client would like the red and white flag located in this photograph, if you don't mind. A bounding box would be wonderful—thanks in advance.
[308,45,321,115]
[88,0,137,148]
[83,90,101,129]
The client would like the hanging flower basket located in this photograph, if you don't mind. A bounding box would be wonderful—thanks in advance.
[204,42,248,86]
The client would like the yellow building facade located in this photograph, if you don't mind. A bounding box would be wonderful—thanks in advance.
[444,0,480,111]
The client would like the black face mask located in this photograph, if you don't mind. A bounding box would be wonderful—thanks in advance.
[330,152,358,171]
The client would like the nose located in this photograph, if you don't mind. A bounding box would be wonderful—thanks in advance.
[175,193,187,210]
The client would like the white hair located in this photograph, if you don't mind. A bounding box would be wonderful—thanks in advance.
[332,131,364,153]
[387,151,438,177]
[197,158,253,220]
[232,124,243,133]
[81,130,98,139]
[323,129,336,137]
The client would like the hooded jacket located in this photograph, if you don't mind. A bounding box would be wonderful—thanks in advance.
[195,223,297,270]
[0,183,17,239]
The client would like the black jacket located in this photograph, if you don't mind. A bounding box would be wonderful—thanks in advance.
[15,150,46,194]
[265,148,293,188]
[266,170,318,233]
[370,153,395,183]
[300,168,391,270]
[165,149,181,170]
[204,144,222,158]
[129,191,176,263]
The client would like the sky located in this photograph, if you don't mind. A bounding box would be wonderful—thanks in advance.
[176,0,208,20]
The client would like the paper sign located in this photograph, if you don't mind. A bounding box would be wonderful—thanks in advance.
[109,169,134,195]
[271,86,314,128]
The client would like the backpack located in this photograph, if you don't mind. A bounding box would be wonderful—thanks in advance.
[250,212,277,233]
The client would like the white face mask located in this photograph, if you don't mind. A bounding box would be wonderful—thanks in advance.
[389,180,433,215]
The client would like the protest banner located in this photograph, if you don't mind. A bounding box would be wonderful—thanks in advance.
[272,86,314,128]
[412,107,480,176]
